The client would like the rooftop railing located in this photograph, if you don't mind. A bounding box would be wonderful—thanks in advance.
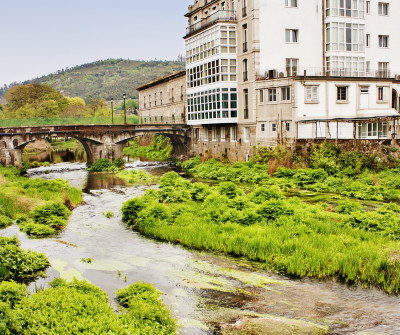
[256,67,400,80]
[186,10,236,37]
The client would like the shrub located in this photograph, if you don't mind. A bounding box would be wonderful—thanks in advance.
[116,282,177,334]
[0,241,49,282]
[121,198,145,226]
[0,215,13,229]
[32,202,70,227]
[218,182,243,199]
[0,281,28,308]
[335,200,363,214]
[250,186,284,204]
[20,222,56,237]
[87,158,112,172]
[257,199,293,222]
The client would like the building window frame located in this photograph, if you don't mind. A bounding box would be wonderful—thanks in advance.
[243,127,250,142]
[285,29,299,43]
[336,85,349,103]
[212,126,217,141]
[285,0,298,8]
[221,126,226,142]
[378,2,389,16]
[268,88,277,102]
[261,123,266,132]
[281,86,291,102]
[204,127,209,141]
[305,85,319,103]
[378,35,389,48]
[230,126,237,142]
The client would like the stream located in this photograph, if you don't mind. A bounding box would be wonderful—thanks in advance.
[1,162,400,334]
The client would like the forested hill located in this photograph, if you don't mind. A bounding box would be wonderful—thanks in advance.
[0,59,185,102]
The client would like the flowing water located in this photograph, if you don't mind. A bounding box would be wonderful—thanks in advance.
[1,162,400,334]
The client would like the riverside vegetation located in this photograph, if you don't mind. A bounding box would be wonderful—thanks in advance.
[122,143,400,294]
[0,165,81,238]
[123,134,173,162]
[0,165,177,334]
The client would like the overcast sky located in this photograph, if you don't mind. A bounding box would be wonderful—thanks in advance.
[0,0,193,86]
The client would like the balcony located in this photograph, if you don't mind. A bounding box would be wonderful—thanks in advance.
[185,10,236,38]
[255,67,398,80]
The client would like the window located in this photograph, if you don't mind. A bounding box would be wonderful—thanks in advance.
[272,123,277,132]
[281,87,291,101]
[204,127,209,141]
[244,127,250,142]
[286,58,298,76]
[242,0,247,17]
[211,127,217,141]
[337,86,348,101]
[285,29,298,43]
[242,24,248,52]
[285,0,298,8]
[243,59,248,81]
[286,122,291,132]
[221,127,226,142]
[259,89,264,103]
[366,1,370,14]
[325,0,366,18]
[325,22,365,52]
[261,123,266,132]
[231,127,237,142]
[378,62,389,77]
[366,61,371,72]
[366,34,370,47]
[244,89,249,119]
[379,35,389,48]
[305,86,319,102]
[268,88,277,102]
[377,86,389,102]
[378,2,389,16]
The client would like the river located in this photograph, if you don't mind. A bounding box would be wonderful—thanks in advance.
[1,162,400,334]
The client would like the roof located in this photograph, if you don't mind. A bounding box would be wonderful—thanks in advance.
[136,71,186,91]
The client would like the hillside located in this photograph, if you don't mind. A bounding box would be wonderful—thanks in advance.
[0,59,185,103]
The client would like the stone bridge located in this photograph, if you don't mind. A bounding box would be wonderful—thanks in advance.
[0,124,191,166]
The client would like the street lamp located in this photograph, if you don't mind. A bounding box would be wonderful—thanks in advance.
[123,93,127,124]
[110,97,114,124]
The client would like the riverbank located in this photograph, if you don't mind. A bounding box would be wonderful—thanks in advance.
[122,171,400,294]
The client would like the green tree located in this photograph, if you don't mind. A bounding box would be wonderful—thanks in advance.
[4,84,68,118]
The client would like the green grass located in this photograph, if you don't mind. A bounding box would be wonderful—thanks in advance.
[0,165,82,237]
[122,172,400,294]
[0,278,177,335]
[0,115,139,127]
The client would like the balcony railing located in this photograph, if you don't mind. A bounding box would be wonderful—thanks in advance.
[186,10,236,37]
[255,67,399,80]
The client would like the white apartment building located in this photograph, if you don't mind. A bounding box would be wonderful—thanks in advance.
[182,0,400,159]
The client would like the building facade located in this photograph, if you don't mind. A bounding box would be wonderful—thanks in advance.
[137,0,400,160]
[137,71,186,124]
[183,0,400,160]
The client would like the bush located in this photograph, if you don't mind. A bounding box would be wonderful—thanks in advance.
[257,199,293,222]
[87,158,112,172]
[20,222,56,237]
[0,240,49,282]
[121,198,145,226]
[32,202,70,227]
[250,186,284,204]
[218,182,243,199]
[0,281,28,308]
[335,200,363,214]
[0,215,13,229]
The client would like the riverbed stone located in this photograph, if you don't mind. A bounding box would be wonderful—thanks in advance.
[220,316,328,335]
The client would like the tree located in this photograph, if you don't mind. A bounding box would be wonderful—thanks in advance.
[4,84,68,118]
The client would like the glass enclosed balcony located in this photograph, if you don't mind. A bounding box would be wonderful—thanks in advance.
[185,10,236,38]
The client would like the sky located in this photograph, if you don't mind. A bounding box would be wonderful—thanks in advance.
[0,0,193,86]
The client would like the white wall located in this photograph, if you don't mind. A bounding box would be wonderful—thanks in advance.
[259,0,323,73]
[365,0,400,75]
